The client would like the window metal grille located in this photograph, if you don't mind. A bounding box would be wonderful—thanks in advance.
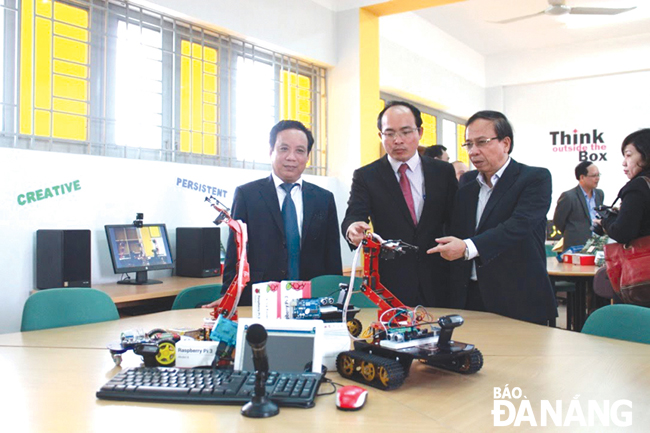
[0,0,327,175]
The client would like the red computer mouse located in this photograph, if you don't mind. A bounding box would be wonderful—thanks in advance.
[336,385,368,410]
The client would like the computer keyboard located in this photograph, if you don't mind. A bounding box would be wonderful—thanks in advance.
[96,367,323,408]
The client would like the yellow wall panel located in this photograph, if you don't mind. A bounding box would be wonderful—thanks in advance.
[54,36,88,63]
[53,75,87,101]
[180,131,191,152]
[181,40,191,56]
[54,2,88,27]
[191,132,202,153]
[180,56,191,130]
[54,22,89,42]
[52,112,86,140]
[203,74,217,93]
[203,134,216,155]
[35,17,53,110]
[203,92,217,104]
[53,98,87,115]
[19,0,35,135]
[191,43,202,60]
[203,104,216,123]
[180,39,218,154]
[456,124,469,165]
[53,59,88,78]
[35,0,53,17]
[204,47,217,63]
[191,58,202,131]
[34,110,51,136]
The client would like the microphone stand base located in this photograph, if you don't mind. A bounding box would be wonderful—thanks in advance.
[241,395,280,418]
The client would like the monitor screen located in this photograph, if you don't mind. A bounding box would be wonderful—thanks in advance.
[234,319,324,373]
[105,224,174,285]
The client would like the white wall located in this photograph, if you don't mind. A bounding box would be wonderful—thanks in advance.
[488,70,650,216]
[379,12,486,119]
[142,0,337,66]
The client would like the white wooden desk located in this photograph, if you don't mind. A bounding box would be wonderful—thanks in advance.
[1,308,648,432]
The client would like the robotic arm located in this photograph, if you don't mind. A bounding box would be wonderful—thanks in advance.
[205,196,250,320]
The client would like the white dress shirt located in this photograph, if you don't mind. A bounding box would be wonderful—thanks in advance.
[465,157,511,280]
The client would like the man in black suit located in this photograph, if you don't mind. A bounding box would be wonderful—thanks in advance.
[208,120,342,306]
[342,101,457,307]
[553,161,604,250]
[428,111,557,324]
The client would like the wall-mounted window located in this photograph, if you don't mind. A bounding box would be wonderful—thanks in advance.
[2,0,328,175]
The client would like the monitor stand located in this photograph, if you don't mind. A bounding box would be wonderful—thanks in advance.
[117,270,162,285]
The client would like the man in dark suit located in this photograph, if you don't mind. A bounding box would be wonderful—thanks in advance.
[342,101,457,307]
[553,161,604,250]
[428,111,557,324]
[208,120,342,307]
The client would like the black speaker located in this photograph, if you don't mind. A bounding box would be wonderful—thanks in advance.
[176,227,222,278]
[36,230,91,289]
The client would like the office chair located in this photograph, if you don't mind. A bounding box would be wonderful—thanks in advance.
[171,284,223,310]
[581,304,650,344]
[309,275,376,308]
[21,287,119,332]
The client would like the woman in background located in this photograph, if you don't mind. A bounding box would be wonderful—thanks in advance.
[595,128,650,243]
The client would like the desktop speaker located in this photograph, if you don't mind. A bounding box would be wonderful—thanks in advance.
[176,227,222,278]
[36,229,91,289]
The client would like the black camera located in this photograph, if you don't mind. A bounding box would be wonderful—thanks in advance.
[133,213,144,227]
[591,205,617,235]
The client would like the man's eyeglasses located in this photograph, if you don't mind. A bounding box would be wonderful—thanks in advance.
[462,137,500,150]
[380,128,418,141]
[586,174,601,178]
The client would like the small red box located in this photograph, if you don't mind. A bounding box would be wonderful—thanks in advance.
[571,254,596,266]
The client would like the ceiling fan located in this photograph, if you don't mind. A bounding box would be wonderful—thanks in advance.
[495,0,636,24]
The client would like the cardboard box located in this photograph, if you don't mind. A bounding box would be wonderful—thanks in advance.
[252,281,281,319]
[252,280,312,319]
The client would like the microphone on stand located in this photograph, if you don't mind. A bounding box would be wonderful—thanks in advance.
[241,324,279,418]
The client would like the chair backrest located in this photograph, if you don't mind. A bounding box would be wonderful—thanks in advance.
[171,284,223,310]
[309,275,376,308]
[21,287,119,332]
[581,304,650,344]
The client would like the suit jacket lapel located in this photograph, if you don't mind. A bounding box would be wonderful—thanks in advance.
[301,182,315,244]
[418,158,436,229]
[596,189,604,207]
[466,179,480,234]
[477,160,519,232]
[259,175,285,235]
[575,185,591,223]
[379,156,416,228]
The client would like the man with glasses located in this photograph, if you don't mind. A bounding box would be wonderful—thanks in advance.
[553,161,604,251]
[428,110,557,325]
[342,101,458,307]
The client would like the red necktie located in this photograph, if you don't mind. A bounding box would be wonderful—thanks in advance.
[398,163,417,225]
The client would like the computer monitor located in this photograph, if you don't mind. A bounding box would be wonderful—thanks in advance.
[104,224,174,285]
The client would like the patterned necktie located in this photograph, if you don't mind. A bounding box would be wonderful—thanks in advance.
[280,183,300,280]
[398,163,418,225]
